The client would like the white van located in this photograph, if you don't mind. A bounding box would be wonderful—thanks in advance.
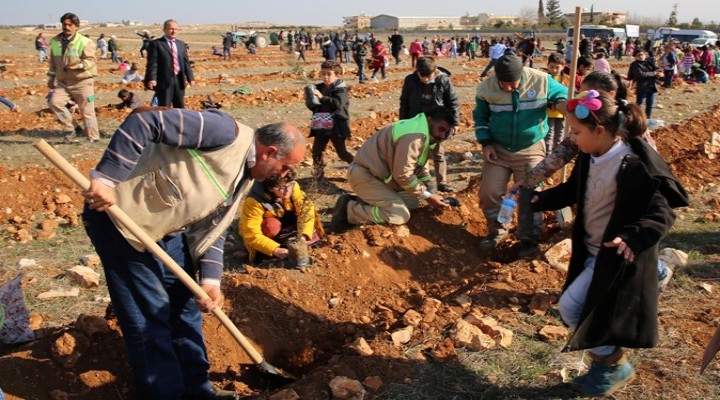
[689,37,718,48]
[651,29,717,44]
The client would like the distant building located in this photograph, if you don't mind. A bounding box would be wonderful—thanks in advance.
[343,13,372,29]
[123,20,143,26]
[476,13,519,26]
[39,19,92,29]
[235,21,273,29]
[564,10,627,25]
[371,14,462,30]
[38,23,62,29]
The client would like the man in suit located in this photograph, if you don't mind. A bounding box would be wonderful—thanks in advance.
[145,19,194,108]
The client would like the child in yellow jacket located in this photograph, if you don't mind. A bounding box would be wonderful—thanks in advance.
[545,52,571,152]
[239,170,324,262]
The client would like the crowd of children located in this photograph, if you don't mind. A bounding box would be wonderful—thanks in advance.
[10,26,713,398]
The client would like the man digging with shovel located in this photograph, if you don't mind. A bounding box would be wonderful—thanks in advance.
[81,108,305,400]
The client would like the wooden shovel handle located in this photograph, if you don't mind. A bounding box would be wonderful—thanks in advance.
[33,140,265,364]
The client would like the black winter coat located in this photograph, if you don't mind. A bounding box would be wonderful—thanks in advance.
[399,72,460,124]
[307,80,350,139]
[533,142,676,351]
[628,59,658,94]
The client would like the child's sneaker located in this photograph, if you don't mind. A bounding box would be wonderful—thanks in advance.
[659,248,689,269]
[658,248,689,293]
[572,350,635,397]
[658,264,674,293]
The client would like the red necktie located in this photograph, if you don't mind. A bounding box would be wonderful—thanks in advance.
[170,40,179,75]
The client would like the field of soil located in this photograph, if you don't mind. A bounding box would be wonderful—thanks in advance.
[1,26,720,400]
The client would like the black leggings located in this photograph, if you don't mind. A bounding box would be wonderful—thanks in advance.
[312,133,354,168]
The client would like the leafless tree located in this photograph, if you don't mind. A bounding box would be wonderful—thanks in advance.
[518,7,538,26]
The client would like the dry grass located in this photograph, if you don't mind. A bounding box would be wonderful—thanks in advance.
[0,224,109,327]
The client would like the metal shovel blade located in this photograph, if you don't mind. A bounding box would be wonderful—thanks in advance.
[259,359,297,380]
[701,324,720,374]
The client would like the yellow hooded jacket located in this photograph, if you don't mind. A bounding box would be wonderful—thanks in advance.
[239,181,324,261]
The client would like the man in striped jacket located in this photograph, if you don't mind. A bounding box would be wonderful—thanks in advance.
[82,108,305,400]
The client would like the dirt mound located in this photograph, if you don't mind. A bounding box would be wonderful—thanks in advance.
[0,318,132,399]
[0,161,94,244]
[653,104,720,192]
[174,197,567,398]
[2,37,720,400]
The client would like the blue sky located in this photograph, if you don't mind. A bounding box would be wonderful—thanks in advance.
[1,0,717,26]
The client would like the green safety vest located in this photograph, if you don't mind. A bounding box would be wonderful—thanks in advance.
[383,113,436,186]
[50,33,91,57]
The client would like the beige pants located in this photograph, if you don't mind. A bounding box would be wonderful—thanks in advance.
[479,140,546,237]
[347,163,419,225]
[432,142,448,186]
[49,79,99,140]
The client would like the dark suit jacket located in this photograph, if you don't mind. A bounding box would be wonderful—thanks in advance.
[145,37,194,90]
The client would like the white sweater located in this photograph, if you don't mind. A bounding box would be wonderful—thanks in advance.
[583,140,633,255]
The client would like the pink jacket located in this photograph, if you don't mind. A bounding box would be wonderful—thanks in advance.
[409,41,422,56]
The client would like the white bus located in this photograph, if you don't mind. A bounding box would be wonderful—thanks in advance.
[566,25,627,44]
[650,28,717,44]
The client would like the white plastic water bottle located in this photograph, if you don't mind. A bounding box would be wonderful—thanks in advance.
[497,196,517,225]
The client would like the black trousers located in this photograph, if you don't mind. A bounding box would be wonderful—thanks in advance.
[155,75,185,108]
[312,133,354,169]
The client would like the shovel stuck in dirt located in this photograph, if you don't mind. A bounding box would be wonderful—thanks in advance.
[33,140,295,381]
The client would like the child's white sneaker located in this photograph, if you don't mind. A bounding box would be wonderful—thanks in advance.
[658,248,689,293]
[659,248,689,269]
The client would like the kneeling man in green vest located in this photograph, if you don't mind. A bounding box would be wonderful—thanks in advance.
[329,107,456,232]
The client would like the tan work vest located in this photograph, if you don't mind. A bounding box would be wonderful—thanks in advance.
[112,123,254,262]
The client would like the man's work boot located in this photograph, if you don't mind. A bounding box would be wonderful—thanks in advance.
[437,183,454,193]
[516,240,540,258]
[516,186,543,244]
[479,230,507,253]
[329,194,353,233]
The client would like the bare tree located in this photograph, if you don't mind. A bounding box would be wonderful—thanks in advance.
[518,7,538,26]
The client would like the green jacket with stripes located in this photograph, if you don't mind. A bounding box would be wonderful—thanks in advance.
[473,67,568,152]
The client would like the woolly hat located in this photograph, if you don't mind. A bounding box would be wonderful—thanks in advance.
[494,52,523,82]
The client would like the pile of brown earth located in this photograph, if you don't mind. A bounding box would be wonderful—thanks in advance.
[1,105,719,399]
